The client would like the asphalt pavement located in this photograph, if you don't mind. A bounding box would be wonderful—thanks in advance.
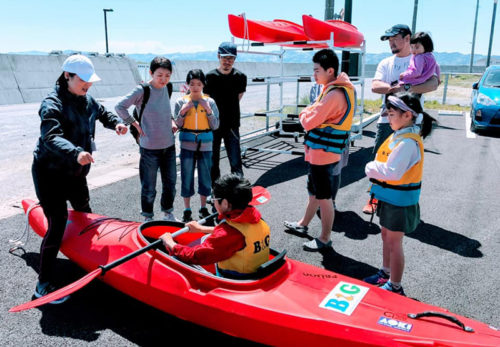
[1,111,499,346]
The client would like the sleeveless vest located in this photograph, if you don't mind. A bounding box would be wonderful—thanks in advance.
[303,85,356,154]
[179,94,213,143]
[370,132,424,206]
[217,219,270,274]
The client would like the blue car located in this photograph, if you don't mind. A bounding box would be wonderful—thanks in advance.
[471,65,500,132]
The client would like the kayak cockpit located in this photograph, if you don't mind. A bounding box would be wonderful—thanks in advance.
[137,220,288,282]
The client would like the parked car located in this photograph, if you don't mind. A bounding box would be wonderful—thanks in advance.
[471,65,500,132]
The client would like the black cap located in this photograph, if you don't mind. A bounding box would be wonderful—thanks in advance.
[218,42,237,57]
[380,24,411,41]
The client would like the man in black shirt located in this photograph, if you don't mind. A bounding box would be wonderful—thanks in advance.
[204,42,247,184]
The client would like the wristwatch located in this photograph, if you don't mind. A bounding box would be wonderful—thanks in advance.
[403,84,411,92]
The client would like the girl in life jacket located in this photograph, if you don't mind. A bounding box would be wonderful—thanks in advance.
[363,92,436,296]
[174,69,219,223]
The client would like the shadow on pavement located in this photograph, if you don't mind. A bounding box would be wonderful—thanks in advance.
[408,221,483,257]
[475,128,500,138]
[332,210,381,240]
[253,156,308,187]
[339,147,374,188]
[319,248,379,280]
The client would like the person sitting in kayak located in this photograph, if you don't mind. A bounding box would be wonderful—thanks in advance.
[160,174,270,278]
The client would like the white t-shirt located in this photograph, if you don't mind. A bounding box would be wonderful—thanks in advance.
[374,54,411,124]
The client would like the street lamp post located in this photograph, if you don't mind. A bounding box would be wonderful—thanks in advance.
[470,0,480,72]
[103,8,114,54]
[486,0,498,67]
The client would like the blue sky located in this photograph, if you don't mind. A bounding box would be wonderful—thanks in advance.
[1,0,498,55]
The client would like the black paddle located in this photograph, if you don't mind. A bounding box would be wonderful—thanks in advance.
[9,213,217,312]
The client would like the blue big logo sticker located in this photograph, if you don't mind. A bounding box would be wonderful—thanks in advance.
[378,316,413,332]
[319,281,369,316]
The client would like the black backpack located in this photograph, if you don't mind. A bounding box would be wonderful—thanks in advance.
[130,82,173,145]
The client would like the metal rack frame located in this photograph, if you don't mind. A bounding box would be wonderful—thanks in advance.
[233,25,367,157]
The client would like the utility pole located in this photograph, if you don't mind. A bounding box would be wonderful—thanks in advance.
[412,0,419,33]
[470,0,480,72]
[341,0,353,75]
[486,0,498,67]
[103,8,114,54]
[325,0,335,20]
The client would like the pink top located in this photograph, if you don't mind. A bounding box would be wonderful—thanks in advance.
[299,72,354,165]
[399,52,440,85]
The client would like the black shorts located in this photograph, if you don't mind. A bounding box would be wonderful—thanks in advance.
[306,162,338,200]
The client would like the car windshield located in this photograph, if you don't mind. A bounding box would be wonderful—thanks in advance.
[483,70,500,87]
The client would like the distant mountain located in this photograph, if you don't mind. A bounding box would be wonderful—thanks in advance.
[5,50,500,66]
[127,51,500,66]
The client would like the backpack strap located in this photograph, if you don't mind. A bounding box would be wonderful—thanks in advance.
[167,82,173,98]
[137,83,150,124]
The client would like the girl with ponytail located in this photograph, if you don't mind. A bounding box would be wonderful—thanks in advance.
[362,92,436,295]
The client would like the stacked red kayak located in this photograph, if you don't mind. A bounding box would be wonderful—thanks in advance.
[228,14,364,48]
[15,200,500,346]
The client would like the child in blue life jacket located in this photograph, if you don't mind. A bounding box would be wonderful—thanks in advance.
[174,69,219,222]
[363,92,436,295]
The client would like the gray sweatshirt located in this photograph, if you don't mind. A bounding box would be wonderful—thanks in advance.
[115,83,175,150]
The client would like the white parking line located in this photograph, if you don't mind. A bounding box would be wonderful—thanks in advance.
[464,110,476,139]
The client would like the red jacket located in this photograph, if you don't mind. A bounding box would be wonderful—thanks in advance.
[171,206,262,265]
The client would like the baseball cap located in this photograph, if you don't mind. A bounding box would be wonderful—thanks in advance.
[218,42,237,57]
[61,54,101,82]
[380,24,412,41]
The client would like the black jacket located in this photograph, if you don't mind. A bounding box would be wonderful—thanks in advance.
[33,85,121,176]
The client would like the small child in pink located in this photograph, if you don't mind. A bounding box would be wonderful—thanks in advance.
[399,32,440,86]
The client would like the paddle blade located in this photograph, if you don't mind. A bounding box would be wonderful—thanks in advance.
[9,267,103,312]
[251,186,271,205]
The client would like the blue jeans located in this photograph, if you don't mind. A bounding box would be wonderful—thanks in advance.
[180,148,212,198]
[211,128,243,184]
[139,146,177,217]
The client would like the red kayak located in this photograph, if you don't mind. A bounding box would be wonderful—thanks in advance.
[228,14,309,43]
[302,15,364,48]
[19,200,500,346]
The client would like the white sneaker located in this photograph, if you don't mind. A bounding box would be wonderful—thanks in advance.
[163,212,179,222]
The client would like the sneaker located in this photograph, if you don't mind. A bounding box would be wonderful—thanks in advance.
[381,281,406,296]
[182,209,193,223]
[144,216,153,222]
[199,207,210,219]
[303,238,332,252]
[362,198,378,215]
[283,221,308,234]
[163,212,179,222]
[363,269,390,286]
[34,281,70,304]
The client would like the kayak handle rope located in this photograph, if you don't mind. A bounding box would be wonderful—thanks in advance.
[407,311,474,333]
[9,202,40,254]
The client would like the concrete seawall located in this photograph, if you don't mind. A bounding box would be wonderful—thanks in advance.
[1,53,485,106]
[0,54,141,105]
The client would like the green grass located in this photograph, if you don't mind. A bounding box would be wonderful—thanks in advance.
[445,73,481,88]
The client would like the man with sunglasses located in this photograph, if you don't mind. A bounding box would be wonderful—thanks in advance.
[204,42,247,185]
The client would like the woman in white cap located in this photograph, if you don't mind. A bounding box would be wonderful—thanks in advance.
[31,54,128,303]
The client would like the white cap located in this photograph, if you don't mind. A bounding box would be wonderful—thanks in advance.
[61,54,101,82]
